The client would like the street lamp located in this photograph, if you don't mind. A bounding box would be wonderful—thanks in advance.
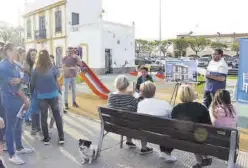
[217,32,221,42]
[159,0,162,56]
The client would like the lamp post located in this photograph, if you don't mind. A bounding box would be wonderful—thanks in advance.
[217,32,221,42]
[159,0,162,56]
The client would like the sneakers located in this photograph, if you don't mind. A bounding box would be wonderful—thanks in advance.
[140,147,153,155]
[43,137,51,145]
[58,138,65,145]
[73,102,79,108]
[126,142,136,148]
[159,152,177,162]
[16,148,34,155]
[8,154,25,165]
[65,103,69,110]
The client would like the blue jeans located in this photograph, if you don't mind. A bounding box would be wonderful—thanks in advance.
[2,96,23,157]
[64,77,76,104]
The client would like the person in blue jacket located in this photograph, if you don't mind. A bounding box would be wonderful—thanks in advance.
[0,43,33,165]
[31,50,64,145]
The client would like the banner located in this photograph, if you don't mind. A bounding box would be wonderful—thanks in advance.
[236,38,248,104]
[164,60,197,83]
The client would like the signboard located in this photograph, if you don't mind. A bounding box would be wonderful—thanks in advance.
[164,60,197,83]
[236,38,248,103]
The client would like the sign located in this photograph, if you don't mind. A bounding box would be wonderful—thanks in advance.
[164,59,198,83]
[236,38,248,103]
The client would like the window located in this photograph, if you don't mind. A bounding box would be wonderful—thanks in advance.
[55,10,62,32]
[72,13,79,26]
[39,16,46,30]
[26,19,31,38]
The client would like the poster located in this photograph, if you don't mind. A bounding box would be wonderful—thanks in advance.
[164,60,197,83]
[236,38,248,104]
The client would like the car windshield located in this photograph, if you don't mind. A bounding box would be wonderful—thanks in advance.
[199,58,209,61]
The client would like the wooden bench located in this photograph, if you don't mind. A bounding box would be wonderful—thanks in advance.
[96,107,239,168]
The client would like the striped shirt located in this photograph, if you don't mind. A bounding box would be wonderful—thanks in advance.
[107,92,138,112]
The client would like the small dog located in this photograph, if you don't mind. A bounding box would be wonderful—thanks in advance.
[79,139,96,164]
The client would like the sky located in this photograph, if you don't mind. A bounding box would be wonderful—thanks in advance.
[1,0,248,40]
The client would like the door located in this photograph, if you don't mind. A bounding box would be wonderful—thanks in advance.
[56,47,63,68]
[105,49,112,74]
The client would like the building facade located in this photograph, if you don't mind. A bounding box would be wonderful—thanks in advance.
[24,0,135,74]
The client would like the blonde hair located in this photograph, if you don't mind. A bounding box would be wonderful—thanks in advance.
[114,75,130,91]
[34,50,52,74]
[140,81,156,98]
[178,84,195,102]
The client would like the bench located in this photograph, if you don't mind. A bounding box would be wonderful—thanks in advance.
[96,107,239,168]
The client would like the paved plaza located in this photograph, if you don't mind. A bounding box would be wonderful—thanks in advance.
[4,113,248,168]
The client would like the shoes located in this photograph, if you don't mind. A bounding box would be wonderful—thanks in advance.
[159,152,177,163]
[140,147,153,155]
[58,138,65,145]
[16,148,34,155]
[73,102,79,108]
[126,142,136,148]
[43,137,51,145]
[65,103,69,110]
[8,154,25,165]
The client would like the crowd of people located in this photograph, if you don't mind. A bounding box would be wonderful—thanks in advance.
[0,44,238,168]
[0,43,83,166]
[107,49,237,168]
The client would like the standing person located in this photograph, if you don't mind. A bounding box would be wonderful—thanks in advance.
[31,50,64,145]
[135,66,153,92]
[0,116,6,167]
[62,47,83,110]
[0,43,33,165]
[171,84,212,168]
[203,49,228,108]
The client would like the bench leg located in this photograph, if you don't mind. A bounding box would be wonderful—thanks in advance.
[120,135,123,148]
[227,131,237,168]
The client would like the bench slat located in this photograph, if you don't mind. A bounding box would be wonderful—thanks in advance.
[104,122,230,161]
[102,114,230,147]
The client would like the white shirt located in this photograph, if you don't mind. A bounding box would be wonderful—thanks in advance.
[207,58,228,75]
[137,98,172,118]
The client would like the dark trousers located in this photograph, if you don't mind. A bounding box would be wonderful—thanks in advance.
[39,97,64,139]
[160,146,173,154]
[203,91,213,109]
[0,102,5,141]
[31,112,41,132]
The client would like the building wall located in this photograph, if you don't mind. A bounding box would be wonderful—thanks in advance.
[102,22,135,72]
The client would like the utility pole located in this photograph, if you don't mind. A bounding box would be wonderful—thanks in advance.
[159,0,162,56]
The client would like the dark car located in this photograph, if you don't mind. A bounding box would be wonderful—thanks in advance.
[197,57,210,67]
[232,59,239,69]
[223,55,232,66]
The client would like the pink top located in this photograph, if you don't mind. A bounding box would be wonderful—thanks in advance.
[209,105,238,129]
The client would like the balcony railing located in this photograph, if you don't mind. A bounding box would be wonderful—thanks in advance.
[35,29,46,40]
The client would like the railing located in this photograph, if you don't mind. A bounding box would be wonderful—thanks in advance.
[35,29,46,40]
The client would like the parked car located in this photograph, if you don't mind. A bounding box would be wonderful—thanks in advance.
[223,55,232,66]
[197,57,210,67]
[201,55,212,60]
[232,59,239,69]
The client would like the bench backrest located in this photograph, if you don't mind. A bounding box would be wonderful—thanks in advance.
[98,106,238,161]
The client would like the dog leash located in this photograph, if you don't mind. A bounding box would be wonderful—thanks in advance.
[99,139,127,152]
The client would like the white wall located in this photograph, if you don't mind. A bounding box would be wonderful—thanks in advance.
[67,0,102,25]
[67,23,102,69]
[102,22,135,68]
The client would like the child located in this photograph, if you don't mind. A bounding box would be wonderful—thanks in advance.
[135,66,153,92]
[209,89,237,129]
[0,117,6,168]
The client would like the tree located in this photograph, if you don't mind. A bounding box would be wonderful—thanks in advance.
[188,37,210,56]
[210,42,228,50]
[135,39,148,57]
[0,25,24,47]
[231,42,240,55]
[172,38,188,57]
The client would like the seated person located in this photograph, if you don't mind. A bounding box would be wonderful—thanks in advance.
[137,81,176,162]
[135,66,153,92]
[171,84,212,168]
[209,89,237,129]
[107,75,138,148]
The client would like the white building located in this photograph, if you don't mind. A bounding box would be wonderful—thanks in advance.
[24,0,135,74]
